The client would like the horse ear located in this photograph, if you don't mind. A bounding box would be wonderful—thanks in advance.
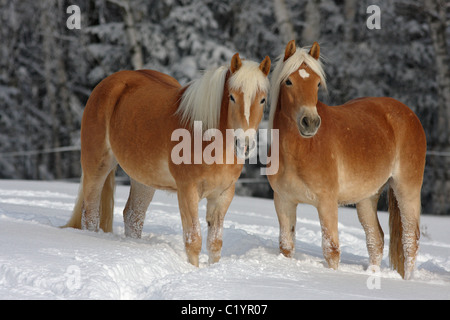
[283,40,296,62]
[230,53,242,74]
[309,42,320,60]
[259,56,271,77]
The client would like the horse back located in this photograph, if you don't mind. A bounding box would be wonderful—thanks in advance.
[332,97,426,148]
[82,70,183,139]
[136,69,181,89]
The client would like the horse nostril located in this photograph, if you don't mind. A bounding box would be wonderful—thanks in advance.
[315,116,321,128]
[301,117,310,128]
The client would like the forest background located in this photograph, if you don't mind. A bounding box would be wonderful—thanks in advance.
[0,0,449,215]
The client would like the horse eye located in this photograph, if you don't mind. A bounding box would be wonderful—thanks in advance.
[260,98,266,104]
[285,79,292,86]
[318,82,321,88]
[230,94,235,103]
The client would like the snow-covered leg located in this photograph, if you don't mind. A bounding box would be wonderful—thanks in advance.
[401,214,420,280]
[177,184,201,267]
[206,185,235,264]
[81,165,115,231]
[397,190,420,280]
[274,191,297,258]
[123,179,155,238]
[317,200,340,269]
[81,188,101,232]
[356,194,384,268]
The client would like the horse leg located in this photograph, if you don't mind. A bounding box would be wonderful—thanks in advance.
[206,185,235,264]
[123,179,155,238]
[81,175,103,231]
[81,154,116,231]
[317,200,340,269]
[356,193,384,269]
[274,191,297,258]
[177,185,201,267]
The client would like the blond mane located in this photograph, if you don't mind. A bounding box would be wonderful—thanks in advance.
[178,61,269,131]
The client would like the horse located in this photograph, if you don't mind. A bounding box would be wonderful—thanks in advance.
[64,53,271,267]
[267,40,426,279]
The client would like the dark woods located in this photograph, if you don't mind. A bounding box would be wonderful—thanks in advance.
[0,0,448,214]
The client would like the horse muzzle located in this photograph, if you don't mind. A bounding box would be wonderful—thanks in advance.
[234,133,257,160]
[298,108,321,138]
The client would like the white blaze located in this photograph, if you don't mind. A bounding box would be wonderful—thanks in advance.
[299,69,310,79]
[244,93,251,124]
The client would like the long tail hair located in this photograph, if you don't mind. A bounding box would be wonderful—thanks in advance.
[388,186,405,278]
[62,168,116,232]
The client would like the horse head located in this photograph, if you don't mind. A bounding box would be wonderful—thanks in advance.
[227,53,271,158]
[270,40,326,138]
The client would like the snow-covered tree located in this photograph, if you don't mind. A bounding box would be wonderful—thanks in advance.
[0,0,448,214]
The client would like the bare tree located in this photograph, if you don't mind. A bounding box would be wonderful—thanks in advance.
[108,0,144,70]
[343,0,357,44]
[41,1,62,178]
[38,0,79,179]
[423,0,450,147]
[422,0,450,215]
[273,0,296,44]
[301,0,321,45]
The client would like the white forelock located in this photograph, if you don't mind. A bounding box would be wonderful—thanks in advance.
[228,60,270,124]
[177,60,269,131]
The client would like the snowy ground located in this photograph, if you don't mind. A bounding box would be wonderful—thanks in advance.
[0,179,449,300]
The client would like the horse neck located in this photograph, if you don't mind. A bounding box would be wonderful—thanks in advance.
[273,94,297,136]
[274,99,327,151]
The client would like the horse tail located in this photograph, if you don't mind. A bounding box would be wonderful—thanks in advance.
[99,167,116,232]
[62,167,116,232]
[62,174,85,230]
[388,186,405,278]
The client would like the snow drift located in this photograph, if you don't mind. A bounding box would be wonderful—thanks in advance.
[0,179,449,300]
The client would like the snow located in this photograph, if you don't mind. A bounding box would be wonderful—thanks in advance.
[0,179,449,300]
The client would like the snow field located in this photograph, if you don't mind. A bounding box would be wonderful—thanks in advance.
[0,179,449,300]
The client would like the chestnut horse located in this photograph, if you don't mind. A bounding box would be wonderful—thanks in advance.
[64,53,271,266]
[268,40,426,279]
